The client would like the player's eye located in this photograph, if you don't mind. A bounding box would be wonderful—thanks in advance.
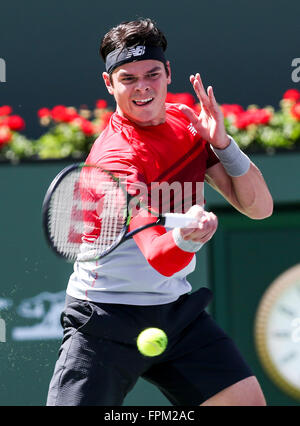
[147,72,160,79]
[121,76,136,83]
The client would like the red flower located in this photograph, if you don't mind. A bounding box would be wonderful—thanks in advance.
[283,89,300,103]
[234,112,251,129]
[234,109,272,129]
[291,103,300,120]
[51,105,79,123]
[0,106,12,116]
[221,104,244,117]
[2,115,26,131]
[166,92,196,108]
[96,100,108,109]
[79,118,95,136]
[65,109,79,122]
[38,108,51,118]
[51,105,68,121]
[0,126,12,145]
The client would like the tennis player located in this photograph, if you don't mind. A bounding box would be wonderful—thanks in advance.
[47,18,273,406]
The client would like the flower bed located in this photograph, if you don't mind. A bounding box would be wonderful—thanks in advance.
[1,89,300,162]
[34,100,112,160]
[222,89,300,153]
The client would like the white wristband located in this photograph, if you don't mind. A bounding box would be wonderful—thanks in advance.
[211,135,251,177]
[172,228,204,253]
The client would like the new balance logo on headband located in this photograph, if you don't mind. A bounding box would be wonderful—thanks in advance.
[105,45,166,74]
[125,46,146,59]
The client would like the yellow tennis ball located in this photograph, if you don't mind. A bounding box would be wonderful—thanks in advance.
[137,327,168,357]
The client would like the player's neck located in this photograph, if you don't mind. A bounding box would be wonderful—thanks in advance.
[116,105,166,127]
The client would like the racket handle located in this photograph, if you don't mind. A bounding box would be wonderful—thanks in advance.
[163,213,197,229]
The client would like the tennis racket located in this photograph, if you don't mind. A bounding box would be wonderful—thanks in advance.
[42,163,197,262]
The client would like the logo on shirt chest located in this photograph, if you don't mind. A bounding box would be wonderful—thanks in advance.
[187,123,197,136]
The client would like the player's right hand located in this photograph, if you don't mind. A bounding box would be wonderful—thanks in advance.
[180,205,218,243]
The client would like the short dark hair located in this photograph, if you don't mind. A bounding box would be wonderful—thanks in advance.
[99,18,169,76]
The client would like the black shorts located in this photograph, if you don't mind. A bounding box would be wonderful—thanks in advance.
[46,288,253,406]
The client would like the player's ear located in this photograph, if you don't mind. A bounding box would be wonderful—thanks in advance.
[102,72,114,95]
[166,61,171,85]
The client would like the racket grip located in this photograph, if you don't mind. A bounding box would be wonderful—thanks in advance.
[163,213,197,229]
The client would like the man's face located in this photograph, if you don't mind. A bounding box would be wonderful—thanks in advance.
[103,59,171,127]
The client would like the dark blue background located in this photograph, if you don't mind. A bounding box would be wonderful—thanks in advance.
[0,0,299,137]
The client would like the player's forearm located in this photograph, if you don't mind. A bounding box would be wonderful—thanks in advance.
[230,163,273,219]
[129,214,196,277]
[210,136,273,219]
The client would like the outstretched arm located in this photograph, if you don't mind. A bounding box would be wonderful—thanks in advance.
[179,73,273,219]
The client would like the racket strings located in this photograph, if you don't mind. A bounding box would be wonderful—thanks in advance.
[49,171,84,258]
[78,175,127,261]
[48,167,128,261]
[98,180,126,250]
[48,168,127,260]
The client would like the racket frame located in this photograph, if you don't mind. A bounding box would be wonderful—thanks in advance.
[42,163,189,262]
[42,163,82,260]
[42,163,156,261]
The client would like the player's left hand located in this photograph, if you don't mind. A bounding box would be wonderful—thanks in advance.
[179,73,230,149]
[180,205,218,244]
